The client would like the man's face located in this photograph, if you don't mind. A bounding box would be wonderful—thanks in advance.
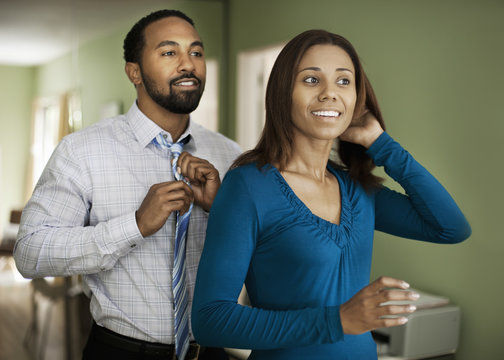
[139,16,206,114]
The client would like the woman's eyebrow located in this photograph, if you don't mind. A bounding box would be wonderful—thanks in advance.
[298,66,354,73]
[336,67,354,74]
[299,66,321,73]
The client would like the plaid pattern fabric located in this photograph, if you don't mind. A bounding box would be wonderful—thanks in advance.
[15,102,241,344]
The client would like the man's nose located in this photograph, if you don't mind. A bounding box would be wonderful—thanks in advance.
[177,53,196,73]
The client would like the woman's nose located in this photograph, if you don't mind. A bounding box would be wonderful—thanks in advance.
[318,84,338,102]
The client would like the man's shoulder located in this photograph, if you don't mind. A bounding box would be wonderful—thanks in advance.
[191,122,241,154]
[61,115,127,145]
[191,122,239,145]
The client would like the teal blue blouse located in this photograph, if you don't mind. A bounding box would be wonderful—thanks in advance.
[192,132,471,360]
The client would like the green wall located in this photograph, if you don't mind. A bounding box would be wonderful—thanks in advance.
[35,0,224,129]
[0,66,34,225]
[227,1,503,359]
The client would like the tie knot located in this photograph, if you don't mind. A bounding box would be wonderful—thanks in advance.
[153,132,190,157]
[153,132,191,183]
[170,142,183,157]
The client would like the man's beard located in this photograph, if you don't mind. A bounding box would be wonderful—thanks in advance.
[141,69,204,114]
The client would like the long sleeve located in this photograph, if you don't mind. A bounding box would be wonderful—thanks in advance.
[191,168,343,350]
[14,136,143,278]
[369,132,471,243]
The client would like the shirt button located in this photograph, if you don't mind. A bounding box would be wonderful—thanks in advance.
[130,244,136,248]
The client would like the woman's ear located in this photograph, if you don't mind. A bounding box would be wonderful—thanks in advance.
[125,62,142,86]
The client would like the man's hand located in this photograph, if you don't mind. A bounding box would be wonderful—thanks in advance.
[340,276,419,334]
[176,152,221,212]
[136,181,193,237]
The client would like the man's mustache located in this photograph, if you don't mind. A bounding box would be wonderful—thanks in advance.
[169,73,202,86]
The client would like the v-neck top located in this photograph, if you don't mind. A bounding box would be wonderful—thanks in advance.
[191,132,471,360]
[273,166,353,246]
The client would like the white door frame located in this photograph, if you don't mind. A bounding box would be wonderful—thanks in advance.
[236,44,284,151]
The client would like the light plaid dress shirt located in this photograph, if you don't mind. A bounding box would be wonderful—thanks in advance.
[14,102,241,344]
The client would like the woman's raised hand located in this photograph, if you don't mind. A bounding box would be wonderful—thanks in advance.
[340,110,384,149]
[339,276,419,335]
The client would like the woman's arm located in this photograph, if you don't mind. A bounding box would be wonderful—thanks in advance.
[369,132,471,242]
[341,112,470,243]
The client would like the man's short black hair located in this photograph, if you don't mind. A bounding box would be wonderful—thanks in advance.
[123,9,195,64]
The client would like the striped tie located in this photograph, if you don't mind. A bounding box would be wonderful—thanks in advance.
[154,133,192,360]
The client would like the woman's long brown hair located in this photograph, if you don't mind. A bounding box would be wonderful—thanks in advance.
[232,30,385,190]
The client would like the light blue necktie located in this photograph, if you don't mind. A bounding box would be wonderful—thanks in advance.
[154,132,192,360]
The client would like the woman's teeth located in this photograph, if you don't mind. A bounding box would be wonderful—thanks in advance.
[312,110,340,117]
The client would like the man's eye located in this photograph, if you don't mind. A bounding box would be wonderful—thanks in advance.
[303,77,318,84]
[162,51,175,56]
[337,78,350,85]
[191,51,203,57]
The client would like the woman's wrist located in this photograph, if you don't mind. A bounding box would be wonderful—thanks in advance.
[361,129,384,149]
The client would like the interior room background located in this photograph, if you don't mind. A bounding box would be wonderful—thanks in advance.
[1,1,502,359]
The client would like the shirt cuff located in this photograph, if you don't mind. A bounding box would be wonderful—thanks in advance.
[106,211,145,258]
[326,305,344,343]
[365,131,394,165]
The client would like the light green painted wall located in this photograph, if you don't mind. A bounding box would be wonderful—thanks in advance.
[228,0,503,359]
[35,0,224,129]
[0,66,34,225]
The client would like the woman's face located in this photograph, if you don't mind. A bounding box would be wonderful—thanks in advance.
[291,44,356,142]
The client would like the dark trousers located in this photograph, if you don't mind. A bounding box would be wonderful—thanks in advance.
[82,322,229,360]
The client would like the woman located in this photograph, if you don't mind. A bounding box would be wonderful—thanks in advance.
[191,30,471,359]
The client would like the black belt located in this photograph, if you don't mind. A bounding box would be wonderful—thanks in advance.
[91,322,200,359]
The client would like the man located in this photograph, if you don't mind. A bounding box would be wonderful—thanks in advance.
[14,9,241,360]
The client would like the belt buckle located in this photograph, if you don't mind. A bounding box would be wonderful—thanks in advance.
[186,343,200,360]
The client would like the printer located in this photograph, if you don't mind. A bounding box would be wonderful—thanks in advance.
[373,289,460,359]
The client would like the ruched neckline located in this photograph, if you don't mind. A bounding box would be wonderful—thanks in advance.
[269,165,353,248]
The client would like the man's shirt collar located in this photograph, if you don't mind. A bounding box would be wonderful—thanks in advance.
[126,101,197,152]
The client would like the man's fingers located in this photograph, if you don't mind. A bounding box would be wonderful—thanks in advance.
[177,153,212,181]
[162,199,187,213]
[157,187,192,202]
[150,180,190,192]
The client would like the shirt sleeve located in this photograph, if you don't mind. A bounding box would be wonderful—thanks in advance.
[191,168,342,350]
[14,137,145,278]
[368,132,471,243]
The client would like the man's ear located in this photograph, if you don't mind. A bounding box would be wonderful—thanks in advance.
[125,62,142,86]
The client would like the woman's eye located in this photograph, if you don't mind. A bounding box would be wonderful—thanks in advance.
[337,78,350,85]
[303,77,319,84]
[191,51,203,57]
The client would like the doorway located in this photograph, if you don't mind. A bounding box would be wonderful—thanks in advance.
[236,44,284,150]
